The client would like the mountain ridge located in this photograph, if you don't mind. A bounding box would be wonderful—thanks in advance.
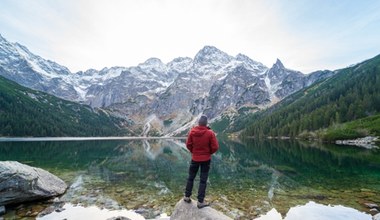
[0,34,334,135]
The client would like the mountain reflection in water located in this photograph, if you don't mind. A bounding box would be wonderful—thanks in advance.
[0,138,379,219]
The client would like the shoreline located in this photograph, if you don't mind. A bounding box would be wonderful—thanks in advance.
[0,136,187,142]
[243,135,379,149]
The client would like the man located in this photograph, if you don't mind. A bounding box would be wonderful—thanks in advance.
[183,115,219,208]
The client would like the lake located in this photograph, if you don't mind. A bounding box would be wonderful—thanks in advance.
[0,138,379,219]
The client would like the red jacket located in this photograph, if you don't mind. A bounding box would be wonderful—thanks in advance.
[186,126,219,162]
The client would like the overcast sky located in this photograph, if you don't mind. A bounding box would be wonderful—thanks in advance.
[1,0,380,73]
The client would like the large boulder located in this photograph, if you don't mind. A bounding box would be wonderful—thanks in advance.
[170,199,232,220]
[0,161,67,205]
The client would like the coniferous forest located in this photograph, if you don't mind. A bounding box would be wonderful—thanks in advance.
[0,76,130,137]
[243,54,380,140]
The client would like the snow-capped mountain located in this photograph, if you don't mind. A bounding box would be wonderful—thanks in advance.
[0,34,79,100]
[0,34,333,135]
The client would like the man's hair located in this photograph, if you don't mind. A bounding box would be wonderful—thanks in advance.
[198,115,208,126]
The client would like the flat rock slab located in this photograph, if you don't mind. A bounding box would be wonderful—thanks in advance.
[170,199,232,220]
[0,161,67,206]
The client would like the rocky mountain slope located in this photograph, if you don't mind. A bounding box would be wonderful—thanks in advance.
[0,34,333,135]
[0,75,130,137]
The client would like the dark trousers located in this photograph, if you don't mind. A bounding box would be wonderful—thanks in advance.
[185,160,211,203]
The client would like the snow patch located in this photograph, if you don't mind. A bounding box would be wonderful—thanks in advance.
[74,86,87,100]
[142,115,158,137]
[26,92,39,101]
[164,113,202,137]
[264,73,281,103]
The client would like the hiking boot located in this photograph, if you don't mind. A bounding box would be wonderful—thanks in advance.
[197,201,210,209]
[183,196,191,203]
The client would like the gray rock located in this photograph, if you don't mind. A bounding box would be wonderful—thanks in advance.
[106,217,131,220]
[0,206,5,215]
[370,208,379,215]
[365,203,379,209]
[204,66,270,118]
[37,206,56,218]
[55,207,65,212]
[305,70,334,87]
[170,199,232,220]
[0,161,67,206]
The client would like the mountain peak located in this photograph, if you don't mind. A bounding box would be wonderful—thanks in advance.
[139,57,166,72]
[0,34,10,48]
[0,34,6,41]
[146,57,162,63]
[197,45,222,55]
[235,53,268,73]
[236,53,265,66]
[273,58,285,69]
[167,57,193,73]
[236,53,252,62]
[169,57,192,63]
[194,46,232,65]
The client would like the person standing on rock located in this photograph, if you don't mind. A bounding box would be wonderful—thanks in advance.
[183,115,219,208]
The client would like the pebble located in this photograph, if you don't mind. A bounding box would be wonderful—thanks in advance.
[55,208,66,213]
[0,206,5,215]
[106,216,131,220]
[116,188,124,193]
[369,208,379,215]
[361,188,373,192]
[365,203,379,209]
[135,208,147,214]
[37,206,56,217]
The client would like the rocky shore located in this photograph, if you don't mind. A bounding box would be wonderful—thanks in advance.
[1,161,379,219]
[335,136,379,149]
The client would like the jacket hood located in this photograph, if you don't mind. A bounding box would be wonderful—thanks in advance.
[190,126,210,137]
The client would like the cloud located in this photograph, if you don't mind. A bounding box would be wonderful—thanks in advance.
[51,0,287,71]
[1,0,380,73]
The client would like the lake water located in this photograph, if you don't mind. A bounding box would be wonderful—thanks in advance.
[0,138,379,219]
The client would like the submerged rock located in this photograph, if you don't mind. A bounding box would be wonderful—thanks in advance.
[0,161,67,206]
[0,206,5,215]
[170,199,232,220]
